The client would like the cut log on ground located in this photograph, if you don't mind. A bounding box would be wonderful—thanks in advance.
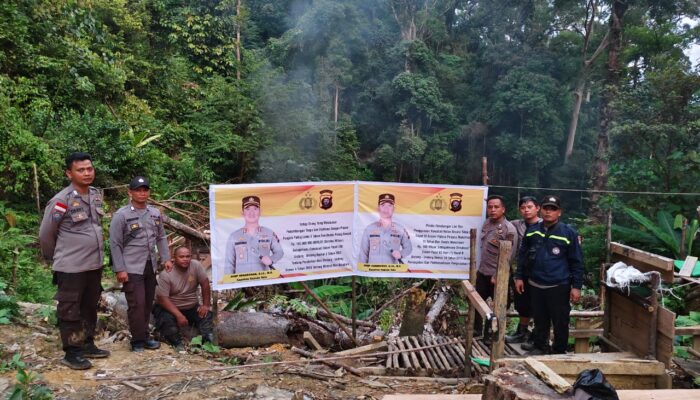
[215,311,307,348]
[399,287,427,337]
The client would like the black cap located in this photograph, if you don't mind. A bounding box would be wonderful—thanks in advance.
[129,176,150,190]
[242,195,261,209]
[541,195,561,209]
[378,193,395,205]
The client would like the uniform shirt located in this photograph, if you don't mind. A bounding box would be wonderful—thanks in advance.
[478,217,516,276]
[109,203,170,274]
[359,221,412,264]
[511,218,541,272]
[223,226,283,274]
[38,184,105,273]
[515,221,584,289]
[156,260,207,310]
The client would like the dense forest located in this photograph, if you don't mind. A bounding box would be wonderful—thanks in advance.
[1,0,700,303]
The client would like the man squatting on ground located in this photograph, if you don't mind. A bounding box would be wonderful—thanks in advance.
[505,196,542,344]
[515,195,583,354]
[39,152,111,370]
[474,195,517,340]
[154,246,214,350]
[110,176,173,352]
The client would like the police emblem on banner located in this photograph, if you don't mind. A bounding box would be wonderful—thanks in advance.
[449,193,462,212]
[430,194,445,211]
[319,189,333,210]
[299,192,317,210]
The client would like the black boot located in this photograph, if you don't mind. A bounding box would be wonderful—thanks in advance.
[82,340,110,359]
[61,353,92,370]
[506,324,529,344]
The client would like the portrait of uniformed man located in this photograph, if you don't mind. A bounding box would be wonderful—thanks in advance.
[359,193,412,264]
[223,196,284,274]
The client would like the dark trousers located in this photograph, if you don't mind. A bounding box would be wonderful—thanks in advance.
[122,262,157,344]
[54,269,103,355]
[153,304,214,345]
[530,283,571,353]
[510,277,532,318]
[474,271,494,334]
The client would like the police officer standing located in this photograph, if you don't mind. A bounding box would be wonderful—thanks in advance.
[359,193,412,264]
[110,176,172,352]
[474,195,517,339]
[224,196,284,274]
[39,152,110,370]
[515,195,583,355]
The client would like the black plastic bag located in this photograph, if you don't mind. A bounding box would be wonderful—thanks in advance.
[572,368,619,400]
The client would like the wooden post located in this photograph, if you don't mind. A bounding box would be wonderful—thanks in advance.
[481,157,488,186]
[490,240,512,370]
[574,318,590,353]
[693,335,700,353]
[351,275,357,339]
[464,228,477,377]
[301,282,358,347]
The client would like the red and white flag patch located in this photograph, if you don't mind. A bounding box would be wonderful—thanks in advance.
[54,202,68,213]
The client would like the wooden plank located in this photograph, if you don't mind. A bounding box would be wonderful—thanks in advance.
[402,337,422,370]
[606,290,653,358]
[617,389,700,399]
[656,306,675,367]
[694,335,700,352]
[460,280,493,320]
[383,395,481,400]
[570,328,603,338]
[679,256,699,277]
[303,331,323,351]
[574,318,591,353]
[395,338,412,370]
[497,354,665,376]
[335,341,388,357]
[524,358,572,394]
[385,342,392,369]
[490,240,511,369]
[559,374,657,390]
[610,242,674,282]
[675,325,700,335]
[410,337,432,373]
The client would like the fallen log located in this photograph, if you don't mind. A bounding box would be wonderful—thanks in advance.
[215,311,307,348]
[424,290,449,334]
[161,214,210,242]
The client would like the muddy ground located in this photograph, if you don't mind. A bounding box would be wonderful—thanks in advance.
[0,310,475,400]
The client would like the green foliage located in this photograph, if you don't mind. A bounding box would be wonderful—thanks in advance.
[35,306,57,326]
[0,353,26,373]
[9,368,52,400]
[576,223,607,288]
[223,290,263,312]
[622,207,699,258]
[189,335,220,354]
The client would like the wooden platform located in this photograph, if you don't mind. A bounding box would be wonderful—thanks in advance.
[382,391,700,400]
[497,352,667,389]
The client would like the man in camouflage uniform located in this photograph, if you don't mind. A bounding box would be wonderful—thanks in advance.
[110,176,172,352]
[224,196,284,274]
[39,152,110,370]
[359,193,412,264]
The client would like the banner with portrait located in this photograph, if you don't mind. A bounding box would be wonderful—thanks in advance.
[210,182,486,290]
[355,182,486,279]
[210,182,356,290]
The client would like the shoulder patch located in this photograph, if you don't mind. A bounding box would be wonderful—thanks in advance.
[54,202,68,213]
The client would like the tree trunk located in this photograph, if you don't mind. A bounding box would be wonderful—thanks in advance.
[589,0,627,223]
[236,0,242,80]
[399,287,427,336]
[215,311,308,348]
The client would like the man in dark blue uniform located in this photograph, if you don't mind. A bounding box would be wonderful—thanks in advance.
[514,195,583,355]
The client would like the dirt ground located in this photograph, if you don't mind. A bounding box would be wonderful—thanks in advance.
[0,311,474,400]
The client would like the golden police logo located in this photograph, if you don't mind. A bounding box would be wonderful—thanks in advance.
[319,189,333,210]
[299,192,316,210]
[449,193,462,212]
[430,194,445,211]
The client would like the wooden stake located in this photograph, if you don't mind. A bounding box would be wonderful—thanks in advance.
[465,228,477,377]
[490,240,511,370]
